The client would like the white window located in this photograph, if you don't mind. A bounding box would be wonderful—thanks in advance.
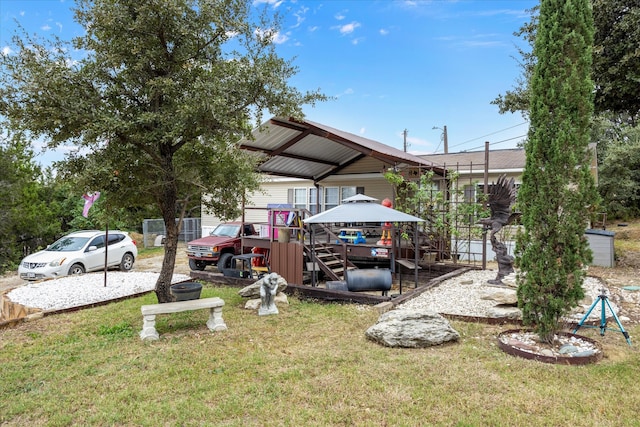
[293,188,307,210]
[341,186,357,201]
[324,187,339,210]
[309,187,323,215]
[290,186,364,212]
[464,185,476,203]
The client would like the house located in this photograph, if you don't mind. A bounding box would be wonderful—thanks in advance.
[199,119,604,276]
[419,147,526,212]
[420,142,597,201]
[197,117,450,287]
[201,117,446,234]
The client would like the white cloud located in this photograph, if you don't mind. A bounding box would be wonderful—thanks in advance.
[379,28,389,36]
[291,6,308,29]
[253,0,284,8]
[335,12,346,21]
[271,31,289,44]
[2,46,13,56]
[436,33,506,49]
[338,21,360,35]
[359,127,366,135]
[41,24,52,31]
[336,88,354,98]
[406,135,431,148]
[254,28,289,44]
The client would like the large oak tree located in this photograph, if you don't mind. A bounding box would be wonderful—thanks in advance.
[0,0,325,302]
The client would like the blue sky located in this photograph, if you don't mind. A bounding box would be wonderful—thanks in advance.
[1,0,536,166]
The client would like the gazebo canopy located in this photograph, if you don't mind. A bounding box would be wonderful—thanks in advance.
[303,194,424,224]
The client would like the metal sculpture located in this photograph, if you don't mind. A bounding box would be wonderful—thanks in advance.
[478,174,520,285]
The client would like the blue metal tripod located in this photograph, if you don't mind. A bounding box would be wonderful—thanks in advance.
[573,288,632,346]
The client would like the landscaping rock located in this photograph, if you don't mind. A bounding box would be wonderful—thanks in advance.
[480,288,518,305]
[501,272,518,288]
[365,309,460,348]
[486,306,522,320]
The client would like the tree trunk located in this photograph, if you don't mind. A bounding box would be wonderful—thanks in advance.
[155,152,180,303]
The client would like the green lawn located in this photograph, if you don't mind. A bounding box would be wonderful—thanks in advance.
[1,284,639,426]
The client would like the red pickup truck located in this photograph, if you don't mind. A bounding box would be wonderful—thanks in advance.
[186,222,257,271]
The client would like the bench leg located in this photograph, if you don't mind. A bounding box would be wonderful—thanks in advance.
[206,306,228,332]
[140,314,160,341]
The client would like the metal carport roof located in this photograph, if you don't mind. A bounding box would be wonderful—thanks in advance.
[240,117,445,182]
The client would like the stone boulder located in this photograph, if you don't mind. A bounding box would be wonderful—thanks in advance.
[238,273,288,298]
[480,288,518,305]
[501,272,518,288]
[486,306,522,320]
[365,309,460,348]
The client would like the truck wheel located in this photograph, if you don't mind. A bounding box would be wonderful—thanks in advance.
[189,259,207,271]
[217,253,233,272]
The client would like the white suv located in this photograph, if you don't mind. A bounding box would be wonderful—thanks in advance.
[18,230,138,281]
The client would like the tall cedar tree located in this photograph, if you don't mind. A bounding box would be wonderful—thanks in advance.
[0,0,325,302]
[516,0,599,343]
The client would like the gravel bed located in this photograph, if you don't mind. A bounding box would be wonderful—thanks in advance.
[7,268,613,322]
[6,272,190,311]
[399,269,611,321]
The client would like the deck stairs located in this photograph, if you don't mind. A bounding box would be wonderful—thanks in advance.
[303,223,357,282]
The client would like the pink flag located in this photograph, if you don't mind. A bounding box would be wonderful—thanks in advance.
[82,192,101,217]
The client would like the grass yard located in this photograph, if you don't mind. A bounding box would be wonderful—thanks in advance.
[1,220,639,426]
[1,284,640,426]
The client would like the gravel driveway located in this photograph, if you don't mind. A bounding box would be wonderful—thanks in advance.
[0,246,191,293]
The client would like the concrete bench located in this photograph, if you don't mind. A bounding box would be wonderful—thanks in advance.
[139,297,227,341]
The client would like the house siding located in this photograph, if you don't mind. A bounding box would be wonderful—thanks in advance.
[200,175,397,234]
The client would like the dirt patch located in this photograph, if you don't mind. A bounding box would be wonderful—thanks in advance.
[135,243,191,275]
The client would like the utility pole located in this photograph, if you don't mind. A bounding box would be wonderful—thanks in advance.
[432,125,449,153]
[403,129,408,152]
[443,125,448,154]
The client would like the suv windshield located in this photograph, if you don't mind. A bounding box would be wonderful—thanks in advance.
[48,236,91,252]
[210,225,240,238]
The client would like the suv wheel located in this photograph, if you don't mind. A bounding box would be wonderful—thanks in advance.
[120,253,135,271]
[68,263,85,275]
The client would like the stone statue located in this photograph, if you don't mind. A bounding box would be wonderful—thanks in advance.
[478,174,520,286]
[259,272,279,315]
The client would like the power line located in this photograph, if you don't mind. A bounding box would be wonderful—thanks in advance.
[463,134,528,152]
[450,122,528,149]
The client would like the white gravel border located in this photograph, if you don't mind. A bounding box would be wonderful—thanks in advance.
[6,268,613,322]
[6,272,190,311]
[399,269,612,321]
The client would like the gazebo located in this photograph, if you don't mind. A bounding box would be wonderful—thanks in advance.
[304,194,425,292]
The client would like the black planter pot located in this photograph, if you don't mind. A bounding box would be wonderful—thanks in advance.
[170,282,202,301]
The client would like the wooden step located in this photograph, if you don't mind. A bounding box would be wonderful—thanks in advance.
[396,259,422,270]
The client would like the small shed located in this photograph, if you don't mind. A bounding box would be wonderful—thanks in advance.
[585,229,615,267]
